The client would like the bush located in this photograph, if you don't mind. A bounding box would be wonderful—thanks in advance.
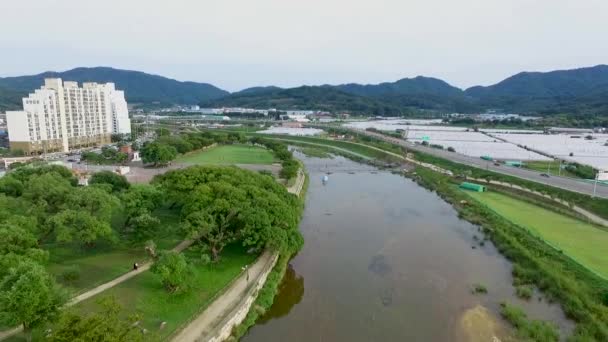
[151,251,192,293]
[471,283,488,294]
[500,302,559,341]
[516,285,534,300]
[89,171,130,193]
[61,265,81,283]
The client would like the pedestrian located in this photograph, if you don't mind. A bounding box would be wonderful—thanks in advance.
[133,262,139,270]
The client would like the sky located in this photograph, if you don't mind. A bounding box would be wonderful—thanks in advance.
[1,0,607,92]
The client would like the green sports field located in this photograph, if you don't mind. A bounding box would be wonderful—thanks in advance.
[465,190,608,279]
[176,145,276,165]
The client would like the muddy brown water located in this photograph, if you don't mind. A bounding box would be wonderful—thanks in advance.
[243,155,573,341]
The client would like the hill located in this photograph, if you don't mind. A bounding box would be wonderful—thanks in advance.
[466,65,608,114]
[0,86,26,112]
[334,76,479,113]
[233,86,283,95]
[204,86,406,115]
[0,67,229,106]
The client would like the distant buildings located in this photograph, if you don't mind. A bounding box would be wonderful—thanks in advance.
[6,78,131,153]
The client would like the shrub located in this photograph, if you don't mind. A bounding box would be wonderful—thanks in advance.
[151,251,192,293]
[516,285,534,300]
[61,265,81,283]
[472,283,488,294]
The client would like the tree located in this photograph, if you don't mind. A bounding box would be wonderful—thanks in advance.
[46,296,144,342]
[0,260,67,333]
[89,171,130,193]
[0,223,48,265]
[51,210,115,247]
[151,251,192,293]
[158,166,303,261]
[141,141,177,166]
[125,212,161,242]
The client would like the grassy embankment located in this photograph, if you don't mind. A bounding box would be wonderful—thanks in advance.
[465,190,608,280]
[411,167,608,340]
[411,150,608,220]
[175,144,276,165]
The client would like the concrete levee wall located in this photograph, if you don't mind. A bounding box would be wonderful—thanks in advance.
[205,252,278,342]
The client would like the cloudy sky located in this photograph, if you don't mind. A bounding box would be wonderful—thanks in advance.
[1,0,607,91]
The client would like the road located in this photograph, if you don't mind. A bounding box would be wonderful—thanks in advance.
[355,129,608,199]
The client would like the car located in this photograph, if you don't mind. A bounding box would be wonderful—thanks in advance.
[493,162,500,166]
[67,158,76,162]
[540,173,550,178]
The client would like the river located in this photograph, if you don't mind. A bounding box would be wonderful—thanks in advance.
[244,154,572,341]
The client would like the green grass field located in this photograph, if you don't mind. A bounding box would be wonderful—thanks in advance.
[73,244,256,340]
[465,190,608,279]
[176,145,276,165]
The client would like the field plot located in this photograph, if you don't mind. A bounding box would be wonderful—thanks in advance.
[466,190,608,279]
[259,127,323,136]
[344,120,543,134]
[345,120,467,131]
[176,145,276,165]
[492,133,608,170]
[405,130,550,161]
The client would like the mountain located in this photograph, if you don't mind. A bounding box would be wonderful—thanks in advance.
[2,65,608,115]
[204,86,406,115]
[336,76,463,97]
[234,86,283,95]
[0,67,229,106]
[334,76,478,113]
[0,86,26,112]
[465,65,608,114]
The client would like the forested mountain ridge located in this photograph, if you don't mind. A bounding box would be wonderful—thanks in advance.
[2,65,608,115]
[0,67,229,106]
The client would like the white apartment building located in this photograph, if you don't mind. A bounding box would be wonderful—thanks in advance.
[6,78,131,153]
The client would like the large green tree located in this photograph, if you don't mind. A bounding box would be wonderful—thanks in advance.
[154,166,303,260]
[151,251,192,293]
[0,260,67,333]
[46,297,144,342]
[51,210,115,247]
[141,141,177,166]
[89,171,130,193]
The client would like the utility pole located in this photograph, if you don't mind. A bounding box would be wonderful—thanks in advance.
[593,172,599,198]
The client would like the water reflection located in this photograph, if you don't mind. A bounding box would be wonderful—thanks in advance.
[256,264,304,324]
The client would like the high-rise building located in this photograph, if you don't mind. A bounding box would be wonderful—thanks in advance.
[6,78,131,153]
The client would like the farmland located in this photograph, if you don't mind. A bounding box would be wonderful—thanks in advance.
[491,133,608,170]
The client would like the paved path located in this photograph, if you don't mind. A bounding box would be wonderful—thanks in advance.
[171,251,277,342]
